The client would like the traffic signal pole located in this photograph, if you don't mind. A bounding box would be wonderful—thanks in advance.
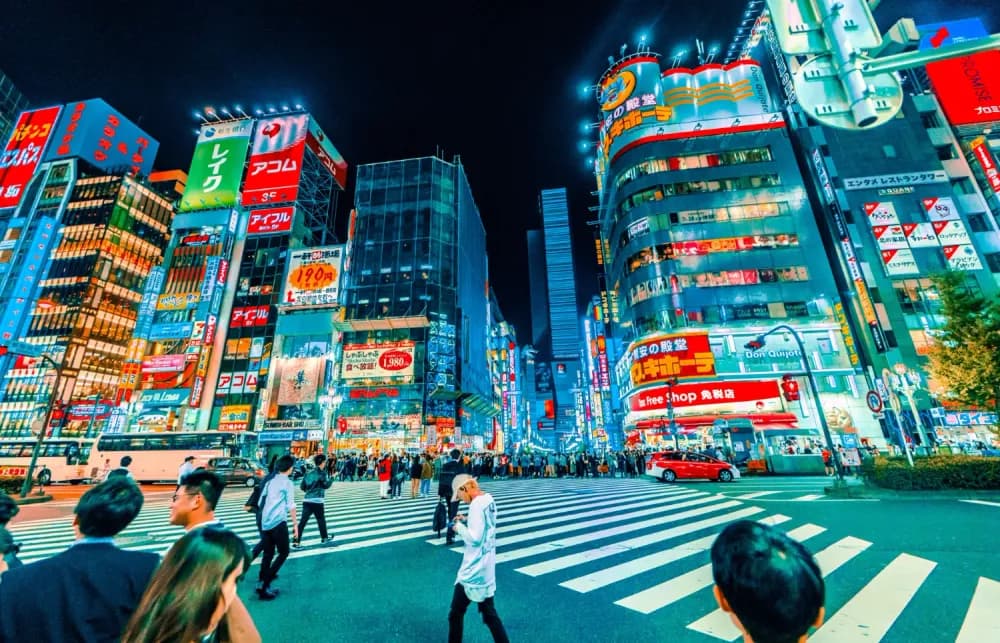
[21,353,62,498]
[815,0,879,127]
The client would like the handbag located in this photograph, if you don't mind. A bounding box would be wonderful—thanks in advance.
[432,498,448,536]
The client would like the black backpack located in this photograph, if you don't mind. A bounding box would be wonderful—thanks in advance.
[432,498,448,537]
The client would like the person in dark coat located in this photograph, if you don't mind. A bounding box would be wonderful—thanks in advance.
[438,449,464,544]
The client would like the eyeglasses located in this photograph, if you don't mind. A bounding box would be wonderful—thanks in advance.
[171,491,200,502]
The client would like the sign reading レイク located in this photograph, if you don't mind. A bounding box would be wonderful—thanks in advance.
[179,120,253,212]
[0,106,63,209]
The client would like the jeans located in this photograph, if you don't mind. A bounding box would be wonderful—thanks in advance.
[447,583,509,643]
[259,522,290,589]
[420,478,431,496]
[298,501,329,540]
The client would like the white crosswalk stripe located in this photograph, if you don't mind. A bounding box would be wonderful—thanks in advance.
[7,478,995,641]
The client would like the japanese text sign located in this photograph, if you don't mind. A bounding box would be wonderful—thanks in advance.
[624,333,715,389]
[241,114,309,206]
[0,106,62,209]
[282,245,344,307]
[306,116,348,190]
[44,99,158,175]
[341,342,415,380]
[247,205,294,235]
[629,379,780,412]
[179,120,253,212]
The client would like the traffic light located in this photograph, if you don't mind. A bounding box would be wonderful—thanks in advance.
[781,374,801,402]
[744,339,764,351]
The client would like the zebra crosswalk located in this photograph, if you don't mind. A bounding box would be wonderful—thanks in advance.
[7,478,998,641]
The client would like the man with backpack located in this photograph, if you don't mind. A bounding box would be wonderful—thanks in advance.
[438,449,463,545]
[295,454,334,547]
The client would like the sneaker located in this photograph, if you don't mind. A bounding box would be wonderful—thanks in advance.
[320,537,335,546]
[257,588,279,601]
[291,540,301,549]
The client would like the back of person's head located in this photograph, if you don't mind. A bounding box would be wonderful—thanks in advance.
[276,454,294,473]
[0,491,19,526]
[314,454,326,467]
[0,526,18,558]
[121,455,133,467]
[75,478,144,537]
[450,448,461,460]
[711,520,825,643]
[180,470,225,511]
[123,526,249,643]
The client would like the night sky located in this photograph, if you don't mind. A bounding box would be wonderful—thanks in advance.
[1,0,997,341]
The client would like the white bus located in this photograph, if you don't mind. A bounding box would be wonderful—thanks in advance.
[0,438,95,485]
[92,431,259,484]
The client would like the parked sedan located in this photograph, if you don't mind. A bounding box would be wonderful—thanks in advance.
[206,457,266,487]
[645,450,740,482]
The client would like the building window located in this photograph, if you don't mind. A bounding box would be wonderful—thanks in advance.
[967,213,991,232]
[883,145,897,159]
[984,252,1000,273]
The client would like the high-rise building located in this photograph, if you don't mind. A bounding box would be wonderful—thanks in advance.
[539,188,581,359]
[592,51,878,454]
[340,155,497,452]
[0,69,28,145]
[0,100,169,438]
[525,229,550,352]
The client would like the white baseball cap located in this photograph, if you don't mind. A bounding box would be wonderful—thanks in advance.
[451,474,474,501]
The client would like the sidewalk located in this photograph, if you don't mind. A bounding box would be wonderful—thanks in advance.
[824,477,1000,501]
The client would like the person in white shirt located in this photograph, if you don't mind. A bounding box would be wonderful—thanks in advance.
[447,474,509,643]
[256,455,298,601]
[177,455,196,485]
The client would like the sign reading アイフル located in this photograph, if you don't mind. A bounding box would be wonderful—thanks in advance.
[0,106,62,210]
[242,114,309,206]
[179,120,253,212]
[282,245,344,307]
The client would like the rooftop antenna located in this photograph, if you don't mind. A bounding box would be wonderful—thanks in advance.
[696,39,706,65]
[619,43,628,57]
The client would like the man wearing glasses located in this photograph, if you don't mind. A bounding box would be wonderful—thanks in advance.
[447,474,510,643]
[169,469,226,531]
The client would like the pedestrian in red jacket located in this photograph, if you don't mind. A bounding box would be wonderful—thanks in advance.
[377,453,392,499]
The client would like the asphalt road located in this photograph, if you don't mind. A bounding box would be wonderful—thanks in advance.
[7,477,1000,642]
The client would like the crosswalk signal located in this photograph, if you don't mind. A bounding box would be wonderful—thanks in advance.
[781,374,801,402]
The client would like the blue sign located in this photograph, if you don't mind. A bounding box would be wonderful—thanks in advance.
[0,217,59,342]
[140,388,189,407]
[134,267,166,340]
[148,322,193,341]
[259,430,310,443]
[943,412,998,427]
[43,99,158,175]
[840,433,858,448]
[917,18,987,50]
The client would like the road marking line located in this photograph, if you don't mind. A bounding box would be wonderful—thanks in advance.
[491,500,750,565]
[734,491,781,499]
[686,533,871,640]
[956,577,1000,643]
[809,553,937,642]
[556,515,794,592]
[615,521,825,615]
[792,494,824,501]
[959,500,1000,508]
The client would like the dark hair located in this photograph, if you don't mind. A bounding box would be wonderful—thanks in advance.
[181,470,225,511]
[450,448,461,460]
[75,478,144,537]
[0,526,18,556]
[313,454,326,467]
[122,527,249,643]
[121,456,133,467]
[276,455,294,473]
[0,491,19,526]
[711,520,824,643]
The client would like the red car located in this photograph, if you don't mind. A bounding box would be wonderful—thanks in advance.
[645,450,741,483]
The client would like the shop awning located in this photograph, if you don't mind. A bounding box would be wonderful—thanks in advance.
[332,314,430,331]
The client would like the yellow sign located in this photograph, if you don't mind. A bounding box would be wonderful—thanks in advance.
[288,262,338,291]
[601,70,636,111]
[220,405,252,423]
[833,302,861,368]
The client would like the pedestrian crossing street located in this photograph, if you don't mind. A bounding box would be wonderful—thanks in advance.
[7,478,998,641]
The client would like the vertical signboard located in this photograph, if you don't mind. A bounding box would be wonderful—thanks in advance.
[0,217,58,340]
[970,137,1000,196]
[241,114,309,206]
[281,245,344,307]
[0,106,62,210]
[305,116,348,190]
[44,99,158,175]
[919,19,1000,127]
[179,120,253,212]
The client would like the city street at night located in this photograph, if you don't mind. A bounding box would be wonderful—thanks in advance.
[8,477,999,642]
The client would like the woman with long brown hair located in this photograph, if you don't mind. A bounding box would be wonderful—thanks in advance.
[123,527,250,643]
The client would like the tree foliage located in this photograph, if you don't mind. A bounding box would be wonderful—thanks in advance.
[925,272,1000,418]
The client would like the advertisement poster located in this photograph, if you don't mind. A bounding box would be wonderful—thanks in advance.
[179,120,253,212]
[0,106,62,210]
[241,114,309,206]
[247,206,294,235]
[341,342,415,380]
[275,357,323,405]
[919,19,1000,127]
[880,247,920,275]
[306,116,348,190]
[932,219,971,246]
[863,202,900,226]
[622,332,715,389]
[870,225,908,249]
[970,137,1000,195]
[902,223,939,248]
[282,246,344,307]
[44,99,157,175]
[922,196,960,223]
[943,244,984,271]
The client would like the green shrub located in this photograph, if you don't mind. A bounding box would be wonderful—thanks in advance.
[0,477,26,495]
[865,455,1000,490]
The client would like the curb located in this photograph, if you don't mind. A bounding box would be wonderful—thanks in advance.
[824,484,1000,501]
[13,494,54,506]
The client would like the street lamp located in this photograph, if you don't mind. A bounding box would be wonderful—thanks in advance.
[663,376,680,450]
[21,351,64,498]
[745,325,845,484]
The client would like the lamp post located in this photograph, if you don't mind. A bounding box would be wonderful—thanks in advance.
[22,352,63,498]
[745,325,844,484]
[663,376,680,450]
[892,364,930,454]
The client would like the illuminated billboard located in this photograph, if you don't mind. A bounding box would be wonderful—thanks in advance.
[281,245,344,307]
[341,342,415,380]
[179,120,253,212]
[247,205,294,235]
[44,99,157,175]
[0,106,62,210]
[919,19,1000,127]
[241,114,309,206]
[616,332,715,391]
[306,116,348,190]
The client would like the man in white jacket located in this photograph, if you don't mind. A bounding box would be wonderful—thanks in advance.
[447,474,510,643]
